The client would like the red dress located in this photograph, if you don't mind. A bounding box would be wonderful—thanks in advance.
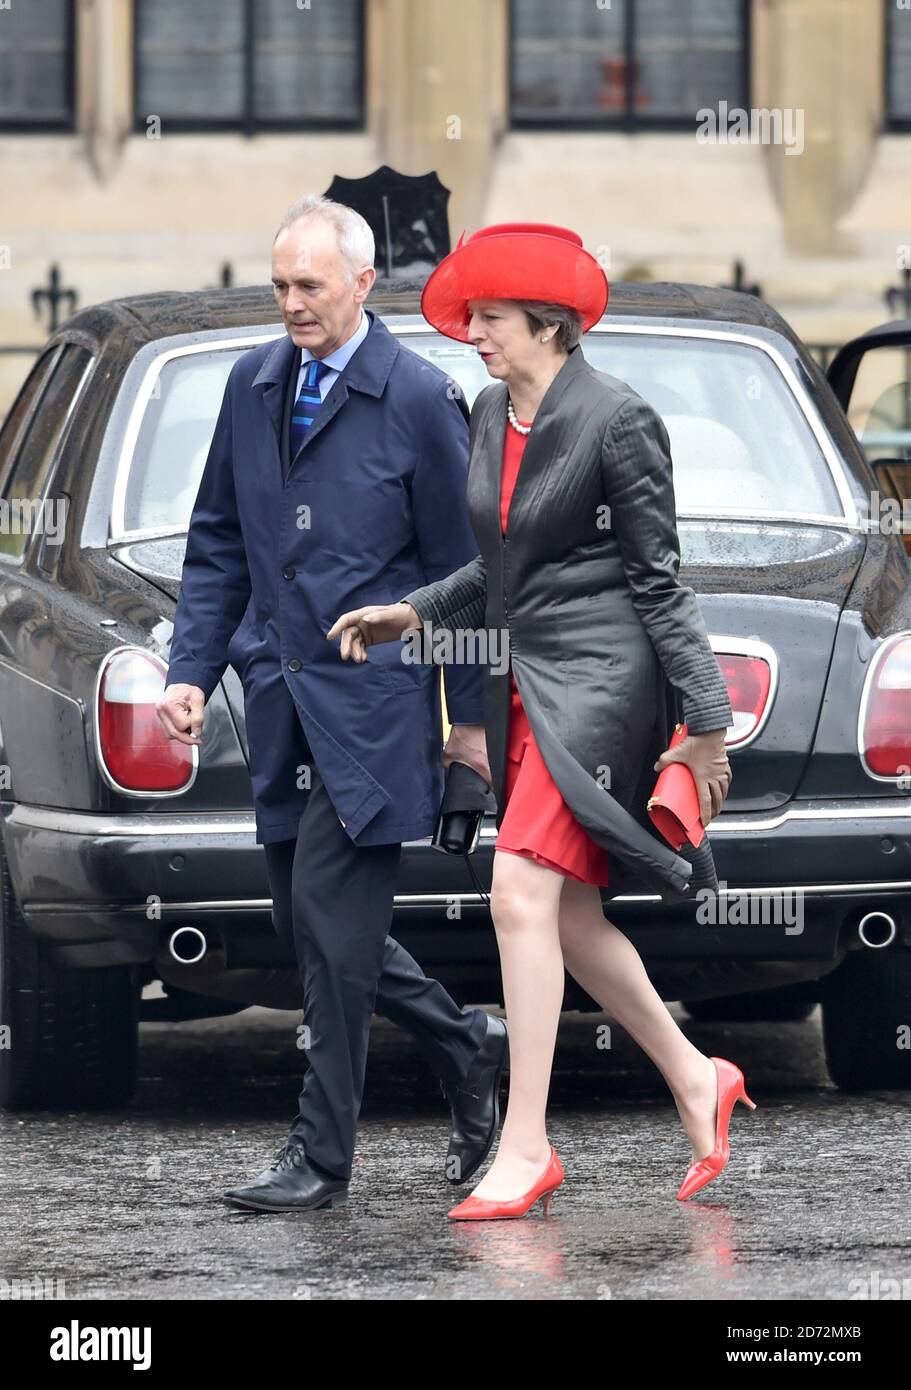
[494,417,611,887]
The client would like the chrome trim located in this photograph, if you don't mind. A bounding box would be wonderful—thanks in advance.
[108,324,440,544]
[480,794,911,838]
[394,882,911,905]
[168,925,208,963]
[13,795,911,843]
[63,351,97,432]
[106,319,860,545]
[93,645,198,799]
[112,525,188,545]
[23,880,911,916]
[707,800,911,830]
[707,634,778,749]
[588,322,858,526]
[857,911,897,949]
[1,805,255,836]
[857,631,911,783]
[606,880,911,904]
[110,331,284,541]
[28,898,273,914]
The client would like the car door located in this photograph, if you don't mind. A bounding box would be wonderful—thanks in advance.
[827,318,911,553]
[0,340,97,812]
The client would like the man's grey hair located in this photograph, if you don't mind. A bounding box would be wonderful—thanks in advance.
[273,194,375,282]
[512,300,584,353]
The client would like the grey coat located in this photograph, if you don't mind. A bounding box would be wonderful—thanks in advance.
[400,342,734,904]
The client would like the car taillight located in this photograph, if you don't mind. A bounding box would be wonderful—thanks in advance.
[715,648,774,747]
[96,648,196,794]
[859,634,911,778]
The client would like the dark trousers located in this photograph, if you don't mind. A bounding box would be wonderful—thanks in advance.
[263,754,487,1180]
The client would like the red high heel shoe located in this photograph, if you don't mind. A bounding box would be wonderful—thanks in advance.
[447,1146,564,1221]
[676,1056,757,1201]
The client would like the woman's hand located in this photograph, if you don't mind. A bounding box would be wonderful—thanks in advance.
[325,601,422,662]
[653,728,732,827]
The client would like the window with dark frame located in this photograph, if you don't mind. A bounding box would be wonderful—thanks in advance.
[0,0,74,130]
[133,0,364,133]
[0,350,60,489]
[0,344,93,561]
[510,0,750,129]
[886,0,911,129]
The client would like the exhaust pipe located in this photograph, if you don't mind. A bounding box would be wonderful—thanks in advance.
[857,911,897,949]
[167,926,209,964]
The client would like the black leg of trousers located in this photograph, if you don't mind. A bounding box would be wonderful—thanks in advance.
[262,776,487,1180]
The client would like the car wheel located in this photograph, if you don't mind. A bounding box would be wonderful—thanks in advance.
[682,987,816,1023]
[0,844,139,1110]
[821,945,911,1092]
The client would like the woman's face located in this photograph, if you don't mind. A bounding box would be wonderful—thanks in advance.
[466,299,553,380]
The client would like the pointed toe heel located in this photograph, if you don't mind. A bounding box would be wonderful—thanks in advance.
[675,1057,757,1202]
[447,1146,564,1221]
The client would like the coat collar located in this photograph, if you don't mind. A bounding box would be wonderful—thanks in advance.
[486,341,589,440]
[483,343,591,547]
[251,306,399,396]
[251,307,400,475]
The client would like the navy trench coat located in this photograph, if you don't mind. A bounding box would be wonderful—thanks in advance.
[165,307,484,846]
[400,343,734,904]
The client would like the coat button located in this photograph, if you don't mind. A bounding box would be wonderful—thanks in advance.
[288,658,302,672]
[282,566,295,579]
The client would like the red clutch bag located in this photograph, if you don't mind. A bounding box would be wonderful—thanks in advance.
[647,722,705,850]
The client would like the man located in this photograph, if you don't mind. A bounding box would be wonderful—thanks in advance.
[157,194,507,1212]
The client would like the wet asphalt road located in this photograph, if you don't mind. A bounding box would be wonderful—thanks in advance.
[1,1002,909,1301]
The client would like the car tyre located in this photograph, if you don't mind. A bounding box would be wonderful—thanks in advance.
[821,945,911,1092]
[0,844,138,1110]
[683,986,816,1023]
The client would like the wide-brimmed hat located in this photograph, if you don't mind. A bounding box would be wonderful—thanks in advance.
[420,221,609,343]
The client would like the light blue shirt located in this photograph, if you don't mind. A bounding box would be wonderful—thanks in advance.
[296,308,369,400]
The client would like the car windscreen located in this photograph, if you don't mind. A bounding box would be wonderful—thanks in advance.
[119,329,842,536]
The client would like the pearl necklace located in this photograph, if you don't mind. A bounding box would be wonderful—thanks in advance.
[507,396,532,435]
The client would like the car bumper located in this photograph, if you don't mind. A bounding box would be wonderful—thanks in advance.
[4,797,911,970]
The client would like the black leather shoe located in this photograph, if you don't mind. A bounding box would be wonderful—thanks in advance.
[224,1142,348,1212]
[442,1014,509,1185]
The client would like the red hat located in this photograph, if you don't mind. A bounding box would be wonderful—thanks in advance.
[420,221,609,343]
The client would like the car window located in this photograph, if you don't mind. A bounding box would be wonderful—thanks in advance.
[618,335,841,515]
[408,333,841,518]
[839,345,911,467]
[0,346,60,488]
[122,349,238,536]
[118,328,842,536]
[0,344,94,560]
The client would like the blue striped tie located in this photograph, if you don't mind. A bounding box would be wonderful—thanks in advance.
[290,357,331,463]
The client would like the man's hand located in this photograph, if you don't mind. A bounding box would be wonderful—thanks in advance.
[653,727,732,826]
[157,683,206,746]
[325,601,422,662]
[443,724,491,787]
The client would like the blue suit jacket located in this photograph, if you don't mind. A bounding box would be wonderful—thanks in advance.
[165,307,485,845]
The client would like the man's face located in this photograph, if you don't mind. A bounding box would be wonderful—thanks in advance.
[271,218,375,357]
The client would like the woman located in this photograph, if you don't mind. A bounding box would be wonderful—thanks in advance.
[326,223,754,1219]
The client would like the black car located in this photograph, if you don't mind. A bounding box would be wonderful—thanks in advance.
[1,280,910,1110]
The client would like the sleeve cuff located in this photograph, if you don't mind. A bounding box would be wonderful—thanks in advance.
[163,664,219,701]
